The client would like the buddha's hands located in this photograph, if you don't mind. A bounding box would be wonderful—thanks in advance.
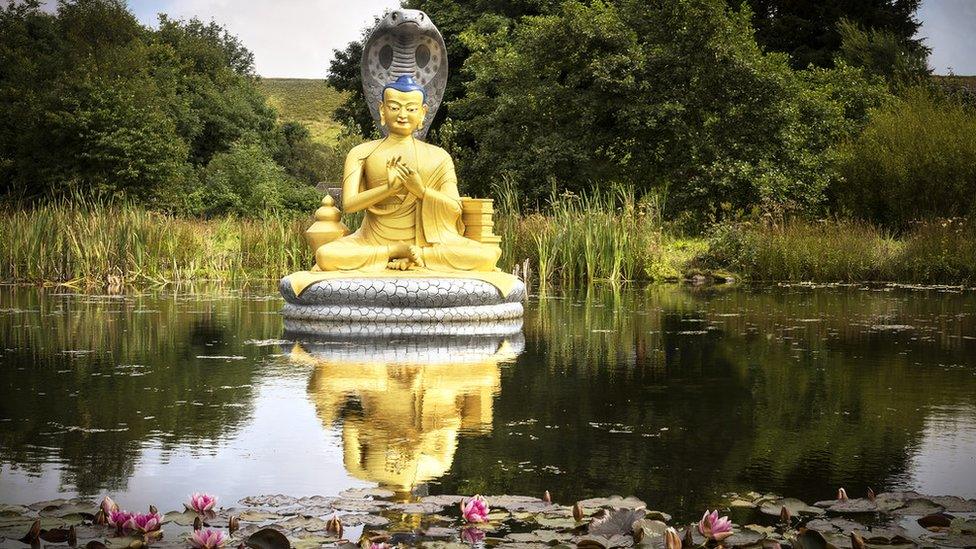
[386,156,405,191]
[393,160,426,198]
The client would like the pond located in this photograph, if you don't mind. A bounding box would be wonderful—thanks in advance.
[1,283,975,521]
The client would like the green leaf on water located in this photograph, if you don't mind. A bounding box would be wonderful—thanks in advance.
[245,528,290,549]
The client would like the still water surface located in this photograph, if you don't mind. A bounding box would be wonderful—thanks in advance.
[1,283,975,519]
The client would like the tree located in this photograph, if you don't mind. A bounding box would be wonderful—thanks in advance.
[741,0,924,70]
[451,0,888,216]
[835,17,930,88]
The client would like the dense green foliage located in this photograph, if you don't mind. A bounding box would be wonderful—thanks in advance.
[453,0,889,215]
[834,88,976,227]
[743,0,924,70]
[0,0,326,215]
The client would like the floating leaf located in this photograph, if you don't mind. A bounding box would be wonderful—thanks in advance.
[578,534,635,548]
[930,497,976,513]
[534,515,578,529]
[589,509,646,537]
[330,499,386,513]
[239,511,285,523]
[163,511,200,526]
[760,499,824,517]
[239,495,298,508]
[826,499,877,514]
[805,518,863,534]
[919,513,955,529]
[275,516,329,532]
[333,514,388,527]
[730,499,757,508]
[337,487,394,499]
[388,501,444,514]
[891,498,943,516]
[792,528,836,549]
[725,529,767,547]
[245,528,290,549]
[486,495,549,512]
[419,495,465,506]
[577,496,647,510]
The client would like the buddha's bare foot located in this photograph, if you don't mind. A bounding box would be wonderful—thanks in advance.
[409,246,426,268]
[387,258,413,271]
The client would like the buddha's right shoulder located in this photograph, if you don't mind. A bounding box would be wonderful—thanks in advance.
[347,139,385,158]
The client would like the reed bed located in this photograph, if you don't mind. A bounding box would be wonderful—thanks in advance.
[0,201,308,285]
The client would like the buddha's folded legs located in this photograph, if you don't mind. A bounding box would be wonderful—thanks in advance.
[315,238,390,272]
[422,241,501,272]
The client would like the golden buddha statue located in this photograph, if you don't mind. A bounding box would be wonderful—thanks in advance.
[315,76,500,273]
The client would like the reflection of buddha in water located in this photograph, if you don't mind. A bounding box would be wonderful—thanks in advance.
[296,336,522,496]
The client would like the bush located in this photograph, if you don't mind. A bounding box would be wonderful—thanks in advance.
[192,142,319,217]
[835,88,976,227]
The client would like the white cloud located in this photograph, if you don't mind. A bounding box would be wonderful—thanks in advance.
[136,0,400,78]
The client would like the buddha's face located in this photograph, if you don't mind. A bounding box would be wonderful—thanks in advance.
[380,88,427,136]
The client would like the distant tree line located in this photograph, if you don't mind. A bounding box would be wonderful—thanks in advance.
[330,0,974,228]
[0,0,331,216]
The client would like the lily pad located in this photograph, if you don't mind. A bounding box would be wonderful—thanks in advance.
[792,528,836,549]
[38,501,97,518]
[731,499,758,508]
[486,495,550,512]
[275,516,329,532]
[929,533,976,548]
[334,513,388,527]
[919,513,955,529]
[506,530,573,544]
[331,499,387,513]
[534,515,578,529]
[826,499,878,515]
[805,518,864,534]
[239,495,298,508]
[163,510,199,526]
[930,496,976,513]
[589,509,647,537]
[577,496,647,510]
[239,511,284,523]
[288,534,339,549]
[245,528,290,549]
[337,487,394,499]
[726,529,767,547]
[760,498,824,517]
[419,495,465,506]
[890,498,944,516]
[873,491,922,513]
[388,501,445,514]
[577,534,635,548]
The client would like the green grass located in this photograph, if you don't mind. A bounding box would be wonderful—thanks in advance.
[258,78,347,144]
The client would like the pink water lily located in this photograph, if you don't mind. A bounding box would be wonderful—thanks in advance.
[126,512,163,535]
[369,544,390,549]
[460,495,489,523]
[698,510,733,541]
[108,510,134,533]
[186,493,218,514]
[100,496,119,515]
[189,529,226,549]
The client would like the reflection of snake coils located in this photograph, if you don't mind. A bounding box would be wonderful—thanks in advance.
[361,9,448,139]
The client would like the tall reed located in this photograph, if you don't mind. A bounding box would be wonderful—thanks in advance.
[0,201,309,285]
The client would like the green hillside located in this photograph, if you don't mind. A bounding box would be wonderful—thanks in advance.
[258,78,347,144]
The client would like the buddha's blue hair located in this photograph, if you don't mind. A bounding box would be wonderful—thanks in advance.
[382,75,427,103]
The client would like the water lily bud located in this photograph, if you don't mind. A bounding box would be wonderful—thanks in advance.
[94,509,108,526]
[573,502,584,522]
[867,488,876,502]
[665,527,682,549]
[193,516,203,531]
[228,516,239,534]
[634,525,644,544]
[543,490,551,504]
[779,505,791,524]
[683,526,694,548]
[100,496,119,515]
[69,526,77,547]
[128,540,144,549]
[837,488,848,501]
[149,505,158,516]
[851,531,866,549]
[326,513,343,538]
[24,519,41,543]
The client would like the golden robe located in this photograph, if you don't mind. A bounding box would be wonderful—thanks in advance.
[316,139,500,272]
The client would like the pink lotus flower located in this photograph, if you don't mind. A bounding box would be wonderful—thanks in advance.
[100,496,119,515]
[186,493,218,514]
[189,529,226,549]
[461,527,486,544]
[698,510,733,541]
[109,510,134,533]
[460,495,489,523]
[126,512,163,535]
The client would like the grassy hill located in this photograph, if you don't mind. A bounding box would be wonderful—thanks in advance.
[258,78,347,144]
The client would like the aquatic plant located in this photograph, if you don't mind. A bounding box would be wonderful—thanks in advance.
[665,527,682,549]
[460,495,489,523]
[189,529,226,549]
[100,496,119,515]
[698,510,733,541]
[126,512,163,537]
[186,493,218,514]
[108,510,134,534]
